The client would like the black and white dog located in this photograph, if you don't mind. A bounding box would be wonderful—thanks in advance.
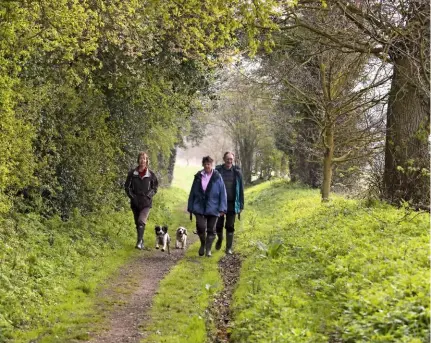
[155,225,171,254]
[175,226,188,249]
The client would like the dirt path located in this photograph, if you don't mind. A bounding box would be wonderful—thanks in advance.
[86,236,196,343]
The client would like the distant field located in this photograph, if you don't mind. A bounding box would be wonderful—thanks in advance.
[172,164,201,192]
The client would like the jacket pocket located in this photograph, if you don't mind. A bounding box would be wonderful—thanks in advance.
[136,194,151,209]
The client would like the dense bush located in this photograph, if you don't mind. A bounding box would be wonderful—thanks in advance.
[231,181,429,343]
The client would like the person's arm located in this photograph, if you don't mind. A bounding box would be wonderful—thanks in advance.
[187,177,196,214]
[152,173,159,195]
[219,177,227,214]
[124,170,134,200]
[239,171,244,210]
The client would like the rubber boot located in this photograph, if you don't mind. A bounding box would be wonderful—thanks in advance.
[198,233,206,256]
[135,224,145,250]
[215,232,223,250]
[225,232,234,255]
[205,234,216,257]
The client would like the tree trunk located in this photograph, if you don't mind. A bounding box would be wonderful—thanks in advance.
[321,123,334,202]
[167,146,177,186]
[285,115,321,187]
[237,138,253,185]
[383,56,430,206]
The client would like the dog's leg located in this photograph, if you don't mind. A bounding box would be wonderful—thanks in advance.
[182,237,187,249]
[175,239,180,249]
[161,234,167,252]
[155,237,159,249]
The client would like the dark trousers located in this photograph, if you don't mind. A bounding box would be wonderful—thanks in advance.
[216,212,236,234]
[195,214,218,235]
[132,206,151,228]
[132,207,150,242]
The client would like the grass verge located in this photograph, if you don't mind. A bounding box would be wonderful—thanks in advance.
[141,252,222,343]
[231,180,429,343]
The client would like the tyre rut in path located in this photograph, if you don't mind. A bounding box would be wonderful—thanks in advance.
[207,253,242,343]
[86,237,195,343]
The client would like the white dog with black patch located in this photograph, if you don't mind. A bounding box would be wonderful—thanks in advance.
[155,225,171,254]
[175,226,188,249]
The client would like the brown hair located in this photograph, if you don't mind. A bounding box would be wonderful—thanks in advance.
[137,151,149,165]
[202,156,214,164]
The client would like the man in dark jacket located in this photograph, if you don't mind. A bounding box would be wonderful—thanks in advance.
[188,156,227,257]
[124,152,158,249]
[215,152,244,254]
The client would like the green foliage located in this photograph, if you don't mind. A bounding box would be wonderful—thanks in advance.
[1,0,278,216]
[0,187,184,342]
[231,181,429,343]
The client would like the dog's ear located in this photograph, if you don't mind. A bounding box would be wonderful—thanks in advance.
[184,228,188,235]
[163,225,168,233]
[155,225,160,232]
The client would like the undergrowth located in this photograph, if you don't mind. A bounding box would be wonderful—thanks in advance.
[0,187,186,343]
[231,180,429,343]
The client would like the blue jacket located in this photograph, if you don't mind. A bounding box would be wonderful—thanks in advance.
[215,164,244,214]
[187,169,227,216]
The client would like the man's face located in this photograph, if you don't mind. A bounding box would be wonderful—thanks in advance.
[203,161,212,173]
[224,153,234,169]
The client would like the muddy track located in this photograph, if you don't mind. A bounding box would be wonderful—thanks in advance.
[86,236,196,343]
[208,254,242,343]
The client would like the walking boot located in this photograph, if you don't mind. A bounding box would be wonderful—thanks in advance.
[215,232,223,250]
[135,224,145,250]
[205,234,216,257]
[198,233,206,256]
[226,232,234,255]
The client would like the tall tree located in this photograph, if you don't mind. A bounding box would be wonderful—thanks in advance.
[275,0,430,205]
[213,68,283,184]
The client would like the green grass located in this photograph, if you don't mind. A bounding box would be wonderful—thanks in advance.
[230,180,430,343]
[0,187,187,343]
[3,179,428,343]
[172,164,200,192]
[142,253,222,343]
[139,180,429,343]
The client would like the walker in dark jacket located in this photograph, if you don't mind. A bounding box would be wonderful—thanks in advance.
[215,164,244,213]
[125,167,158,249]
[215,164,244,254]
[188,169,227,256]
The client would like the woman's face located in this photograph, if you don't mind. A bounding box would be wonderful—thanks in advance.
[203,161,212,173]
[138,155,148,168]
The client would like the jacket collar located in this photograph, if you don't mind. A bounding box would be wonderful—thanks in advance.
[133,168,151,178]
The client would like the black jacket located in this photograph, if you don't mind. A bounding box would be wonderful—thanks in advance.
[124,168,158,210]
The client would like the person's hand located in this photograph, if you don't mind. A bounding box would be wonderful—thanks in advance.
[219,212,225,216]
